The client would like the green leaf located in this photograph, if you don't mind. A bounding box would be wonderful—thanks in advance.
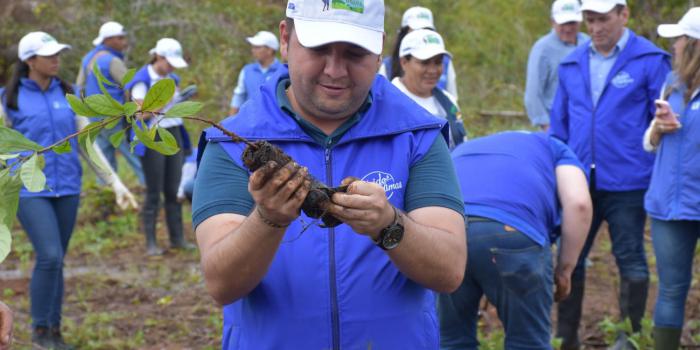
[123,102,138,117]
[53,140,72,154]
[20,154,46,192]
[0,125,43,153]
[0,154,19,161]
[85,95,123,117]
[0,170,22,262]
[165,101,202,118]
[121,68,136,87]
[142,79,175,112]
[80,129,111,175]
[157,127,178,151]
[93,65,124,112]
[109,129,125,148]
[0,222,11,263]
[66,94,100,117]
[92,62,118,87]
[105,116,121,130]
[131,121,179,155]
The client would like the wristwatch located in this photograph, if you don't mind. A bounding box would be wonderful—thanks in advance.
[374,206,405,250]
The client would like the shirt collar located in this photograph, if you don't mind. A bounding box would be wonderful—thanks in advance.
[147,64,167,80]
[590,28,629,57]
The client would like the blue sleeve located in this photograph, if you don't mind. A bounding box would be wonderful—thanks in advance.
[549,65,570,143]
[548,136,583,170]
[404,135,464,214]
[524,41,550,126]
[645,54,672,122]
[191,142,254,228]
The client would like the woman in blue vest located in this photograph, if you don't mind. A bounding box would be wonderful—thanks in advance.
[643,8,700,349]
[125,38,194,256]
[378,6,458,99]
[391,29,466,149]
[1,31,136,349]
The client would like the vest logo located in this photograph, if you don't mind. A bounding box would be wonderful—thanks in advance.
[692,102,700,111]
[361,171,403,199]
[332,0,364,14]
[611,71,634,89]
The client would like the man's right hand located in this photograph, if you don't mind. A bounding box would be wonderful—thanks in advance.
[0,301,13,350]
[249,161,310,228]
[554,267,572,302]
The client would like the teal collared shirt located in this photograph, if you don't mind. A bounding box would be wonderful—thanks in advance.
[276,78,372,148]
[589,28,630,106]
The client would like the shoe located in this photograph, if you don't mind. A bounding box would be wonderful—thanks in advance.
[609,332,634,350]
[146,244,164,256]
[170,241,196,251]
[50,327,75,350]
[32,326,52,349]
[653,327,681,350]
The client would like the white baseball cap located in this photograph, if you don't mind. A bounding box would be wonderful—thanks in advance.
[552,0,583,24]
[401,6,435,30]
[247,31,279,51]
[92,21,127,46]
[658,7,700,40]
[149,38,188,68]
[581,0,626,14]
[286,0,384,55]
[18,32,71,62]
[399,29,451,60]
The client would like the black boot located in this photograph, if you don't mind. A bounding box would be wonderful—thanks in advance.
[49,327,75,350]
[557,277,585,350]
[32,326,52,348]
[611,278,650,350]
[653,327,681,350]
[165,201,194,250]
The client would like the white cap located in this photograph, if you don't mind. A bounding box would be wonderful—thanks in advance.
[581,0,626,14]
[658,7,700,40]
[286,0,384,55]
[552,0,583,24]
[18,32,71,61]
[399,29,451,60]
[149,38,188,68]
[246,31,279,50]
[92,21,126,46]
[401,6,435,30]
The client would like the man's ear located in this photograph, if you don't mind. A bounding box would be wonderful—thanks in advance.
[279,19,289,59]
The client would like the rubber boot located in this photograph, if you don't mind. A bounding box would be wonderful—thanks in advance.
[32,326,52,348]
[50,326,75,350]
[653,327,682,350]
[165,201,194,250]
[611,278,649,350]
[142,205,163,256]
[557,277,585,350]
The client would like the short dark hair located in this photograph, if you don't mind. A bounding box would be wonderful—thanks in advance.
[284,18,295,43]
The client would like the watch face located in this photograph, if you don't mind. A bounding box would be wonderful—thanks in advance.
[381,225,404,250]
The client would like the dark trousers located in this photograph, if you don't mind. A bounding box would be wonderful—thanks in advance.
[140,126,185,246]
[17,195,80,328]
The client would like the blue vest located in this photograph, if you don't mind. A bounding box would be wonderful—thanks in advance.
[81,45,126,103]
[383,56,451,90]
[203,67,447,350]
[241,59,283,105]
[549,30,671,191]
[1,79,82,197]
[452,131,582,246]
[125,65,190,156]
[645,73,700,220]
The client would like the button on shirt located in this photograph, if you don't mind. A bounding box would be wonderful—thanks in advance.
[590,28,630,107]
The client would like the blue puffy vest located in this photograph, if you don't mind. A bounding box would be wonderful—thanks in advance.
[645,72,700,220]
[1,78,82,197]
[203,67,448,350]
[241,59,283,105]
[81,45,126,103]
[550,30,671,191]
[382,55,451,90]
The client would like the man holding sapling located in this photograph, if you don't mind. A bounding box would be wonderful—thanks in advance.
[192,0,466,348]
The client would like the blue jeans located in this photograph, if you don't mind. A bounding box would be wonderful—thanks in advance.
[16,195,80,328]
[651,218,700,329]
[572,190,648,280]
[438,219,553,350]
[95,125,145,185]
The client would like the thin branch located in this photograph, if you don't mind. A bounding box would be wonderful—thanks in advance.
[38,115,123,154]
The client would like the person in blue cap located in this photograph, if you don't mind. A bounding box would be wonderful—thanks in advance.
[192,0,467,348]
[439,131,592,350]
[1,31,137,349]
[549,0,672,348]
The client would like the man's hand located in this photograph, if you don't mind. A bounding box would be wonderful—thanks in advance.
[328,178,395,239]
[0,301,13,350]
[554,266,572,302]
[249,161,310,227]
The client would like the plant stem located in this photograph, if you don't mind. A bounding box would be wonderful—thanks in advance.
[179,116,257,148]
[38,115,123,154]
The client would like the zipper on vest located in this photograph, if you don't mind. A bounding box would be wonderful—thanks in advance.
[43,92,60,197]
[325,145,340,350]
[590,106,597,192]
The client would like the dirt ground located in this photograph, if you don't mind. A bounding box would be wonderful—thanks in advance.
[1,219,699,349]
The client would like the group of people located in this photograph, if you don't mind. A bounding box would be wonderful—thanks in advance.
[1,0,699,349]
[0,22,194,349]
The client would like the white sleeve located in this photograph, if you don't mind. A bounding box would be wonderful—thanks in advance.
[378,63,388,77]
[446,60,458,101]
[230,69,247,108]
[130,82,148,101]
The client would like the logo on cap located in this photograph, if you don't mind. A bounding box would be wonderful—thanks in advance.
[288,2,296,10]
[42,34,55,43]
[423,34,441,45]
[562,3,575,11]
[331,0,364,14]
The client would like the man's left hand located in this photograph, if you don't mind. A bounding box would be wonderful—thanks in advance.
[554,267,572,302]
[328,178,395,239]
